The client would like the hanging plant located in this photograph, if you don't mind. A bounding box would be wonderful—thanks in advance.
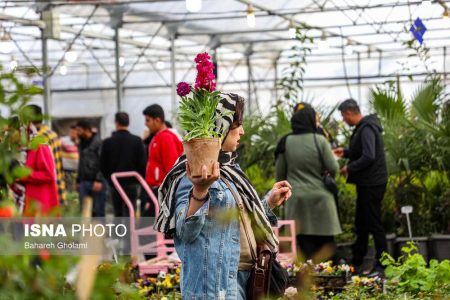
[277,23,314,110]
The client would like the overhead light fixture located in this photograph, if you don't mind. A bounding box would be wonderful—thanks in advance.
[60,63,67,76]
[247,4,256,28]
[186,0,202,13]
[443,8,449,19]
[119,56,125,67]
[156,61,165,69]
[1,30,13,54]
[288,20,297,39]
[421,0,432,8]
[65,50,78,63]
[345,39,354,55]
[9,56,17,71]
[318,32,329,51]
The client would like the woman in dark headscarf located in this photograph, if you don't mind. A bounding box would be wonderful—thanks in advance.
[155,93,292,299]
[275,103,341,261]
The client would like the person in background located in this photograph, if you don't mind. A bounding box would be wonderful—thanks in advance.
[143,120,180,155]
[60,125,79,192]
[142,104,183,216]
[26,105,66,205]
[11,120,59,216]
[101,112,146,217]
[275,103,341,261]
[334,99,388,276]
[75,120,106,217]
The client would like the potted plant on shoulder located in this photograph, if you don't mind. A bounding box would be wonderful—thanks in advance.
[176,52,229,177]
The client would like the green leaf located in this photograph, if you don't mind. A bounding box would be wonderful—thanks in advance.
[12,165,31,179]
[29,135,47,150]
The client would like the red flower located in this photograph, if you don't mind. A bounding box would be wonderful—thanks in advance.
[39,249,51,261]
[194,52,216,92]
[176,82,192,97]
[0,206,13,218]
[194,52,211,64]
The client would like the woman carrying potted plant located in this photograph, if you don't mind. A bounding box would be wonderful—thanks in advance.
[154,53,292,299]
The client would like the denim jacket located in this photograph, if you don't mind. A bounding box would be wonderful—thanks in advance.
[174,175,277,300]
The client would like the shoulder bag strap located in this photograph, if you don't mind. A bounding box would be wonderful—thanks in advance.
[222,177,257,261]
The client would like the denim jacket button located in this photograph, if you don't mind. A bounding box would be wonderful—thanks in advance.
[229,271,235,278]
[217,191,224,200]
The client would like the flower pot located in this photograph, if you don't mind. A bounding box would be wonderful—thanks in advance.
[287,268,310,288]
[314,272,351,292]
[183,138,221,177]
[394,237,429,261]
[430,234,450,260]
[386,233,396,257]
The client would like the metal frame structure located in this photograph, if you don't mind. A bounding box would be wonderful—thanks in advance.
[1,0,449,123]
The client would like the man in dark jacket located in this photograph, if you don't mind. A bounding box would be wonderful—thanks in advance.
[334,99,388,275]
[76,120,106,217]
[100,112,146,217]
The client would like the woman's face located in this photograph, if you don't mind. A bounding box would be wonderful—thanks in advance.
[222,125,244,152]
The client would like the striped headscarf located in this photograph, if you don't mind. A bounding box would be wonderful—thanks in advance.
[154,93,279,250]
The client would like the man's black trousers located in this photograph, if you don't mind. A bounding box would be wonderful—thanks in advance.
[111,183,138,217]
[352,184,388,267]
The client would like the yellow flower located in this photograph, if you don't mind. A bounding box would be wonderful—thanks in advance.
[163,276,173,289]
[138,286,149,295]
[325,266,333,273]
[352,276,361,285]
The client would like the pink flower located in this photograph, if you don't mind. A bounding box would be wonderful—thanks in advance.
[176,82,192,97]
[194,52,216,92]
[195,52,211,64]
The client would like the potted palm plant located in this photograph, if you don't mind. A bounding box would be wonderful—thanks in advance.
[177,52,228,177]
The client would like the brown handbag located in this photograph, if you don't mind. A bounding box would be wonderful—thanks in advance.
[247,244,273,299]
[222,178,272,300]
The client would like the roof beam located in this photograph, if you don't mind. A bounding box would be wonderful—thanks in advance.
[122,1,432,24]
[175,17,447,37]
[234,0,381,52]
[0,12,170,51]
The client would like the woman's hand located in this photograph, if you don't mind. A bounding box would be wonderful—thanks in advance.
[186,162,220,199]
[268,181,292,209]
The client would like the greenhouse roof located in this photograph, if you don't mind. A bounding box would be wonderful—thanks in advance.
[0,0,449,117]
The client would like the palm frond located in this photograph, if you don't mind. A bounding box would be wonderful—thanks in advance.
[369,86,406,123]
[410,79,442,124]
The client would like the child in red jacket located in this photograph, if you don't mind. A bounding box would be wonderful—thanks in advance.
[12,124,59,216]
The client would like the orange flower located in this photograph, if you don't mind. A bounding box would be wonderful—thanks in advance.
[0,206,14,218]
[39,249,51,260]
